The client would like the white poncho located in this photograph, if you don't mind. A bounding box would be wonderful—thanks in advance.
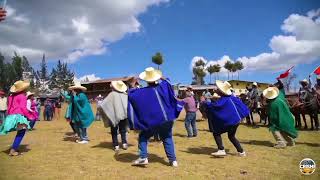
[99,91,128,127]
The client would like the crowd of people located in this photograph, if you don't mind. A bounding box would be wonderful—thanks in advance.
[0,67,319,168]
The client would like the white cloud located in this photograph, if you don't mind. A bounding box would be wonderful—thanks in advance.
[192,8,320,73]
[0,0,169,63]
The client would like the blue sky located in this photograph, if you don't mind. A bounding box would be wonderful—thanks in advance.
[5,0,318,86]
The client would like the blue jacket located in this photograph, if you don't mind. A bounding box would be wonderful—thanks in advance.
[128,80,184,130]
[205,95,249,134]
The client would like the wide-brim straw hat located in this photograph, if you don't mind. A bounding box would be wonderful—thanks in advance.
[111,81,128,93]
[252,82,258,86]
[216,80,232,96]
[299,79,308,84]
[139,67,162,82]
[10,80,30,93]
[68,83,87,91]
[263,87,279,100]
[26,91,34,97]
[212,93,221,99]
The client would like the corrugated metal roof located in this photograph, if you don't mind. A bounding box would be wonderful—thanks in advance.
[81,76,136,85]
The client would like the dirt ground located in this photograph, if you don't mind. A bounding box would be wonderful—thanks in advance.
[0,104,319,180]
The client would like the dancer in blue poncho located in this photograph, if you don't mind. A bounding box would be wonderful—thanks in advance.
[128,67,183,167]
[202,80,249,157]
[69,83,94,144]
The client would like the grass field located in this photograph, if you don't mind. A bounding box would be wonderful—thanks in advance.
[0,104,319,180]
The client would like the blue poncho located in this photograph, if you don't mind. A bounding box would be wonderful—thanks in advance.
[70,92,94,128]
[128,80,184,130]
[205,95,249,134]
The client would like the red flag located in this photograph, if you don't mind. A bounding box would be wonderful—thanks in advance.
[313,66,320,75]
[277,66,294,79]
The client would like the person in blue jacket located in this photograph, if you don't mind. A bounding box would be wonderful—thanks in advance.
[128,67,183,167]
[61,90,77,135]
[202,80,249,157]
[69,83,94,144]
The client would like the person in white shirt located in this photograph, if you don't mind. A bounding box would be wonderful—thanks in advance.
[0,90,7,122]
[95,94,103,121]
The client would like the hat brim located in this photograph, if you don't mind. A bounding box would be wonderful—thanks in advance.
[216,81,232,96]
[263,87,279,100]
[27,93,34,97]
[111,81,128,93]
[68,85,87,91]
[212,94,221,99]
[139,70,162,82]
[10,81,30,93]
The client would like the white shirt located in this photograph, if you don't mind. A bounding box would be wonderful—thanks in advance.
[27,99,34,112]
[0,97,7,111]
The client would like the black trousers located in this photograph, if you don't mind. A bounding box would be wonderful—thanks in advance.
[213,124,243,153]
[110,119,128,147]
[69,121,76,133]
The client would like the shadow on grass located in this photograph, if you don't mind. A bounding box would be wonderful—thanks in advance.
[296,142,320,147]
[241,124,262,129]
[2,144,31,154]
[65,132,75,136]
[114,152,168,166]
[181,146,222,155]
[91,142,134,150]
[173,133,187,138]
[198,128,211,132]
[63,136,76,142]
[241,140,274,147]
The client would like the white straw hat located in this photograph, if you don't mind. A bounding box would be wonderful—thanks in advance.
[68,82,87,91]
[212,93,221,99]
[26,91,34,97]
[263,87,279,100]
[299,79,308,84]
[139,67,162,82]
[10,80,30,93]
[111,81,128,93]
[216,80,232,96]
[252,82,258,86]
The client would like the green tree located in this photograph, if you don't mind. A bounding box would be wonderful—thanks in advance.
[12,52,23,80]
[213,64,221,81]
[231,63,238,80]
[194,67,206,85]
[206,65,215,83]
[0,53,6,90]
[22,56,33,72]
[234,61,244,80]
[224,61,233,80]
[38,54,49,81]
[152,52,164,70]
[49,60,74,90]
[192,58,207,85]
